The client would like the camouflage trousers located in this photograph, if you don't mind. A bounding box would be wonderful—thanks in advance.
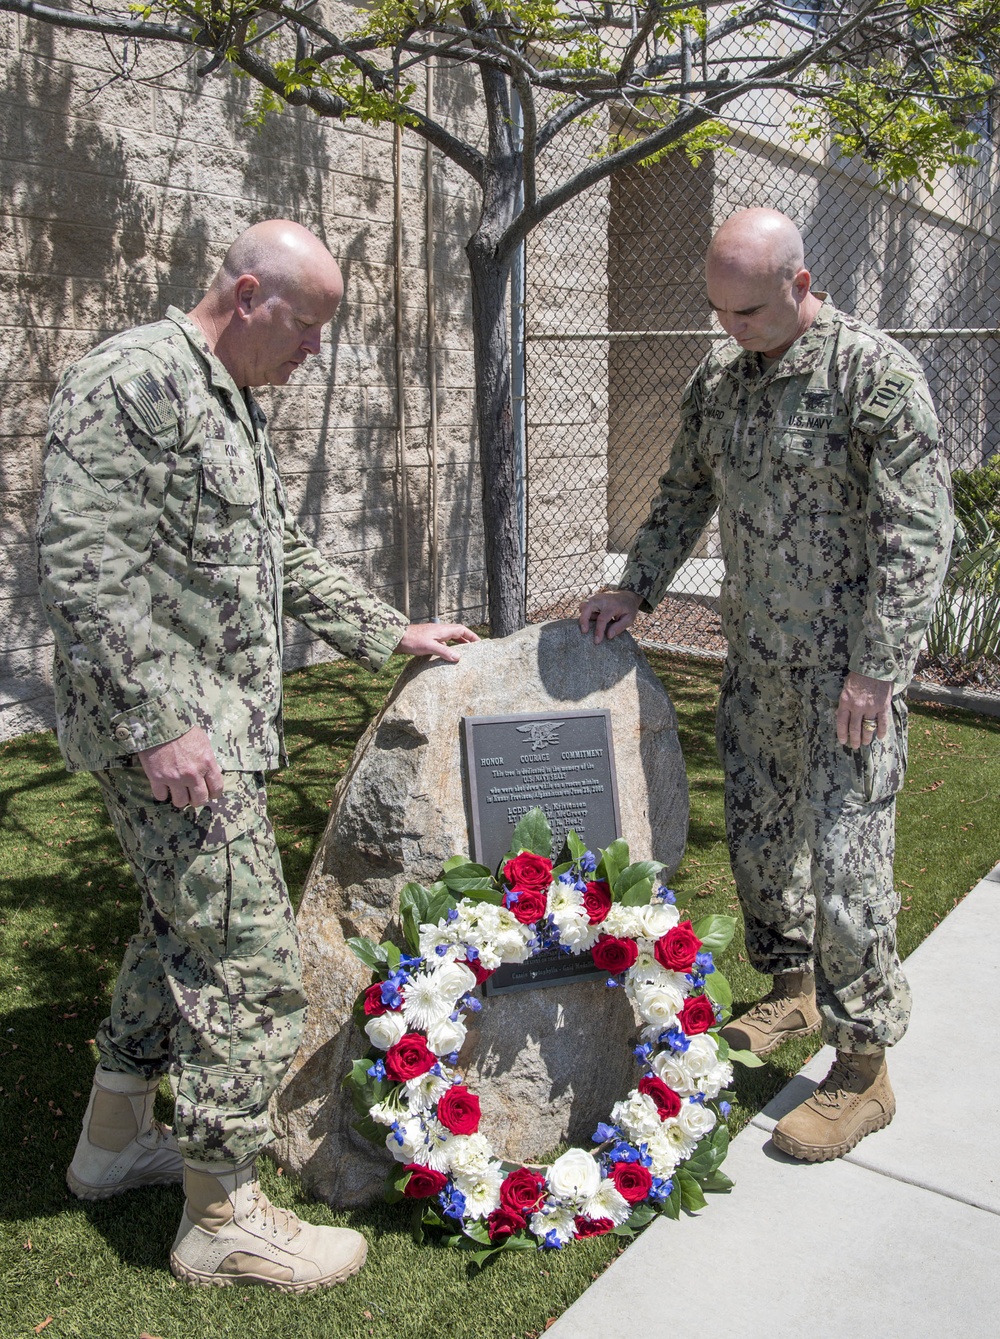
[717,656,911,1053]
[93,767,305,1164]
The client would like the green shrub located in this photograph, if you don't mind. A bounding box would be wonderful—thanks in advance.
[924,454,1000,666]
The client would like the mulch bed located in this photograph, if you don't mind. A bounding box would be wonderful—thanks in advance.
[532,594,999,697]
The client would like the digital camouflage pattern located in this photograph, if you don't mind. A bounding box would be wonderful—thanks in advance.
[94,768,304,1163]
[36,307,409,772]
[717,660,911,1053]
[619,298,954,685]
[619,298,951,1053]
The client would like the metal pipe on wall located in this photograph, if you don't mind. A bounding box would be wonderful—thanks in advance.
[393,115,411,618]
[426,59,441,619]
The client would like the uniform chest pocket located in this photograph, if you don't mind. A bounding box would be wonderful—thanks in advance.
[774,429,853,513]
[191,451,262,566]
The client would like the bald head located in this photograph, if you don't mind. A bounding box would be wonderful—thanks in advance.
[704,208,820,358]
[192,219,344,387]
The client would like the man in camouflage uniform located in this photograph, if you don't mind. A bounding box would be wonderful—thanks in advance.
[580,208,952,1161]
[36,219,478,1290]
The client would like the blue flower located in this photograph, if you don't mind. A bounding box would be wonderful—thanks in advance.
[389,1120,404,1147]
[439,1185,467,1221]
[367,1059,387,1081]
[574,879,587,893]
[657,886,677,904]
[695,951,715,975]
[449,1011,460,1022]
[649,1177,673,1202]
[689,1092,706,1106]
[399,953,424,971]
[633,1042,653,1063]
[558,872,575,885]
[592,1122,619,1143]
[580,851,598,873]
[506,888,522,904]
[461,993,482,1013]
[660,1026,690,1053]
[542,1230,565,1250]
[637,1143,653,1168]
[380,977,405,1008]
[446,1051,460,1066]
[605,977,620,988]
[465,944,480,961]
[446,907,460,923]
[720,1101,732,1117]
[435,944,449,957]
[431,1062,443,1077]
[610,1140,639,1163]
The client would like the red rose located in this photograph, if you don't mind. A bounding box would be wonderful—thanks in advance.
[574,1215,615,1238]
[504,886,548,925]
[503,851,553,893]
[638,1073,682,1120]
[582,880,612,925]
[678,995,716,1036]
[436,1084,481,1135]
[486,1207,527,1241]
[654,921,703,974]
[592,934,639,974]
[611,1161,653,1204]
[402,1164,448,1199]
[362,983,394,1017]
[499,1166,547,1216]
[384,1032,436,1082]
[462,956,494,986]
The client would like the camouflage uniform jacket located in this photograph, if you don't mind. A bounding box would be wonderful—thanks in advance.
[36,308,410,772]
[619,298,953,684]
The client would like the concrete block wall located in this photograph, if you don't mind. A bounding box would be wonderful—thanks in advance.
[0,18,486,741]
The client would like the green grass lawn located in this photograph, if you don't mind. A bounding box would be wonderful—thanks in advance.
[1,648,997,1339]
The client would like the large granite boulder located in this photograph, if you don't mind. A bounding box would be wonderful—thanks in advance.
[269,619,688,1205]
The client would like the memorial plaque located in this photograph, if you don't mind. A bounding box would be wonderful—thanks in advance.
[461,709,621,994]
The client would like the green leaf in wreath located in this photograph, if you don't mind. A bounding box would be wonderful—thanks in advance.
[625,1202,656,1229]
[615,860,666,903]
[677,1170,708,1212]
[385,1165,410,1205]
[345,936,387,970]
[350,1113,384,1146]
[565,829,587,861]
[704,968,733,1013]
[462,1220,493,1246]
[508,807,553,859]
[346,1058,373,1089]
[700,1169,735,1194]
[459,887,505,907]
[598,838,630,890]
[410,1202,425,1243]
[611,1223,636,1238]
[384,942,402,970]
[727,1045,765,1068]
[661,1180,682,1220]
[691,914,736,954]
[425,890,459,928]
[467,1247,501,1267]
[619,877,653,907]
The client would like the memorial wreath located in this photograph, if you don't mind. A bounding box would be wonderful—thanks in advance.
[345,808,757,1261]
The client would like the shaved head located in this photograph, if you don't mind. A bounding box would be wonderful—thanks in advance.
[191,219,344,387]
[704,208,820,358]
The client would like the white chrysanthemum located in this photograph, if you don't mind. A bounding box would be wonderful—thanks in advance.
[663,1120,699,1162]
[631,981,685,1029]
[454,1161,504,1218]
[548,881,582,915]
[611,1091,663,1143]
[602,904,645,940]
[677,1099,717,1141]
[402,973,453,1030]
[432,959,477,1001]
[546,1148,601,1204]
[645,1129,681,1179]
[635,900,679,939]
[580,1178,631,1227]
[364,1010,408,1052]
[425,1014,467,1056]
[407,1116,453,1171]
[368,1101,396,1128]
[627,960,687,993]
[475,942,502,971]
[651,1050,699,1096]
[446,1132,494,1179]
[404,1070,451,1112]
[529,1204,576,1245]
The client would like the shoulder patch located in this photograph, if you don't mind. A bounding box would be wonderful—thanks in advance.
[112,370,178,438]
[863,368,915,421]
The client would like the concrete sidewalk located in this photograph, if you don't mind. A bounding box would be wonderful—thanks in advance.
[549,862,1000,1339]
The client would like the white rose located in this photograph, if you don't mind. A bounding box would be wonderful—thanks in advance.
[432,959,477,1001]
[677,1099,717,1141]
[651,1050,698,1096]
[635,900,679,939]
[610,1092,662,1142]
[683,1034,720,1074]
[551,909,600,951]
[425,1014,467,1056]
[364,1011,407,1051]
[632,981,684,1029]
[494,927,532,963]
[386,1115,428,1164]
[546,1148,601,1204]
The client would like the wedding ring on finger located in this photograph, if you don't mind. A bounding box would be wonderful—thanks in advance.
[861,717,878,733]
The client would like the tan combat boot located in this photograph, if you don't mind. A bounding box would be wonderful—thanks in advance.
[66,1066,182,1200]
[718,969,821,1057]
[170,1159,367,1293]
[772,1049,895,1161]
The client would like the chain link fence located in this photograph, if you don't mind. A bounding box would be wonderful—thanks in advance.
[523,93,1000,666]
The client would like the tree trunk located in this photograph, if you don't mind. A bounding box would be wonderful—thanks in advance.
[467,235,524,638]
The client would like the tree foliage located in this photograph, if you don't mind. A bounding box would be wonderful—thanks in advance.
[3,0,999,631]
